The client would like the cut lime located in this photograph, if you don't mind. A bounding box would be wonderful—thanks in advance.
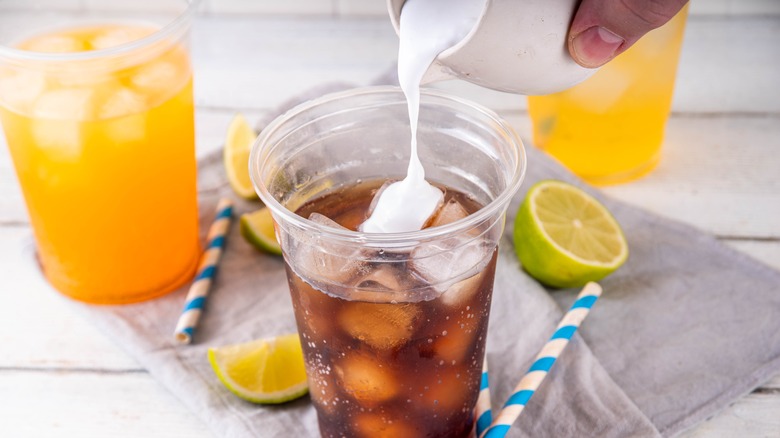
[224,113,258,199]
[240,207,282,255]
[513,180,628,288]
[208,334,308,404]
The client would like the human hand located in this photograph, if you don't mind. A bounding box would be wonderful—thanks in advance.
[568,0,688,68]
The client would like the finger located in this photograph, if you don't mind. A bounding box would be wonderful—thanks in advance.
[568,0,688,68]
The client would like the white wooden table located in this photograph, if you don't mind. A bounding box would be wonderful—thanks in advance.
[1,1,779,436]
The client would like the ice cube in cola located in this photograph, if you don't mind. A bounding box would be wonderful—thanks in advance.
[292,212,368,285]
[411,197,493,294]
[286,179,498,438]
[338,300,421,350]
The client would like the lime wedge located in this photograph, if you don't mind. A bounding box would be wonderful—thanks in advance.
[208,334,308,404]
[224,113,258,199]
[240,207,282,255]
[513,180,628,288]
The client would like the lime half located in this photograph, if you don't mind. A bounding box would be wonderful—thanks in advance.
[240,207,282,255]
[224,113,258,199]
[208,334,308,404]
[513,180,628,288]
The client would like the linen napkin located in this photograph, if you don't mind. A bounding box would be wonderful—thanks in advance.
[65,149,657,437]
[65,83,780,438]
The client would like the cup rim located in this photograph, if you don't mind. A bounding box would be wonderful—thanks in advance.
[251,85,527,246]
[0,0,199,62]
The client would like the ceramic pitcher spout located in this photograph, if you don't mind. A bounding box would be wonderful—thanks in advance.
[419,60,455,85]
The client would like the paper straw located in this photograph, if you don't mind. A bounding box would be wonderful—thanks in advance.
[480,282,603,438]
[475,357,493,437]
[174,198,234,344]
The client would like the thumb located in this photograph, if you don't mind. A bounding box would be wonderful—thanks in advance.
[568,0,688,68]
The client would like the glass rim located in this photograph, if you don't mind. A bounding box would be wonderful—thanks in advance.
[251,85,527,246]
[0,0,199,62]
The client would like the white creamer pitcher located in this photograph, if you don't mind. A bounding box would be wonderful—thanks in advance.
[387,0,597,95]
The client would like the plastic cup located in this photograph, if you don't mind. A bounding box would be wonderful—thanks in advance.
[0,0,201,303]
[528,4,689,185]
[251,87,525,437]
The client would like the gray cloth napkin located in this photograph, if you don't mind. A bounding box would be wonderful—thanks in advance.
[529,172,780,435]
[67,84,780,438]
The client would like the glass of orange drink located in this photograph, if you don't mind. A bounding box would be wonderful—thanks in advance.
[0,1,201,304]
[528,4,689,185]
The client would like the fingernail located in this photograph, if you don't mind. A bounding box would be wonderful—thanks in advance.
[571,26,624,68]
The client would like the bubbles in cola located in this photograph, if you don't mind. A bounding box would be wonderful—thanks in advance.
[287,266,338,340]
[431,304,482,363]
[308,361,339,415]
[353,412,416,438]
[334,351,399,403]
[415,366,478,413]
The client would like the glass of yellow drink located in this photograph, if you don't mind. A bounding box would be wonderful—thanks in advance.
[528,4,689,185]
[0,1,201,304]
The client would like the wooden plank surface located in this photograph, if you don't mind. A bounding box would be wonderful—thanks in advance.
[0,371,204,437]
[0,5,779,438]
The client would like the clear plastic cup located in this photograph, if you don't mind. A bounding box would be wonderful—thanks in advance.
[251,87,525,437]
[528,4,689,185]
[0,0,200,303]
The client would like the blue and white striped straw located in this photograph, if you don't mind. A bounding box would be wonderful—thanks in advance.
[475,357,493,437]
[174,198,234,344]
[480,282,603,438]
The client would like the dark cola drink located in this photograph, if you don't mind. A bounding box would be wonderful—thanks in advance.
[285,180,498,438]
